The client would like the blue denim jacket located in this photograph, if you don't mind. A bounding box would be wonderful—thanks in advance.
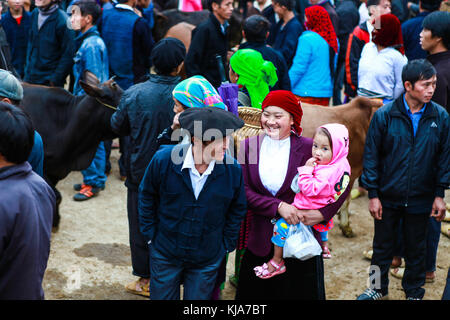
[73,26,109,96]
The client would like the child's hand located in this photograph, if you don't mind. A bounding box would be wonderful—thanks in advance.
[305,157,317,167]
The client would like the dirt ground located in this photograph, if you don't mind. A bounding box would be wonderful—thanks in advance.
[42,148,450,300]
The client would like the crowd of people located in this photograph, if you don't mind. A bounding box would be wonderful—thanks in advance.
[0,0,449,301]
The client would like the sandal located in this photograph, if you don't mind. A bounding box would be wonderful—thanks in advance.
[322,246,332,259]
[125,279,150,297]
[254,259,286,279]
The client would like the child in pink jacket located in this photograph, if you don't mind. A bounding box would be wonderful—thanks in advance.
[254,123,351,279]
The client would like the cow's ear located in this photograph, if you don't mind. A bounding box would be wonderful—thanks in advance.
[83,70,100,86]
[80,80,103,98]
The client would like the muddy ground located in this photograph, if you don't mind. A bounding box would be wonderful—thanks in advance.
[42,148,450,300]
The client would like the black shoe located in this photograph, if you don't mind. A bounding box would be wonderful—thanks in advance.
[356,288,388,300]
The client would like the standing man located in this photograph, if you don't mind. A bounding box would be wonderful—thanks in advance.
[70,0,109,201]
[266,0,303,68]
[421,11,450,113]
[0,102,55,300]
[185,0,234,89]
[401,0,441,61]
[357,59,449,300]
[101,0,154,181]
[239,14,291,90]
[110,38,186,297]
[1,0,31,78]
[24,0,75,87]
[138,107,247,300]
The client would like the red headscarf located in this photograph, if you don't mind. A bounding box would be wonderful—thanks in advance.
[304,5,338,54]
[372,14,405,54]
[261,90,303,136]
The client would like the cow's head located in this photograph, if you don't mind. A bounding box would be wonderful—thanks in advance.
[79,71,123,109]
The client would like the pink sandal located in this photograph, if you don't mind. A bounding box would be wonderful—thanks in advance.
[322,246,332,259]
[254,259,286,279]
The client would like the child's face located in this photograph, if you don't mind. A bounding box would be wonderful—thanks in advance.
[312,131,332,165]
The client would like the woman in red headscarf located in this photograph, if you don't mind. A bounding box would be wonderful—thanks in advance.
[234,91,349,300]
[357,13,407,102]
[288,5,338,106]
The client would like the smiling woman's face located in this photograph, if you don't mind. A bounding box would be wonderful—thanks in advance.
[260,106,293,140]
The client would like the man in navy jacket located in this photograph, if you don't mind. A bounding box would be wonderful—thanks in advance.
[357,59,449,300]
[138,107,247,300]
[0,102,55,300]
[24,0,75,87]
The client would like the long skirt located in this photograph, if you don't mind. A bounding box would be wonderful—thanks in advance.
[235,248,326,300]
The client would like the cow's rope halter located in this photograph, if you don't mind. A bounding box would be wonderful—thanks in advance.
[96,98,117,111]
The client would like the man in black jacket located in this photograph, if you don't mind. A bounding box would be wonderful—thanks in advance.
[239,14,291,91]
[357,59,449,300]
[110,38,186,297]
[185,0,234,88]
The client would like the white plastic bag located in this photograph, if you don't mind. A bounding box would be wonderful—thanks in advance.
[283,222,322,260]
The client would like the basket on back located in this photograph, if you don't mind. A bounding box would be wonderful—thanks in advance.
[232,106,263,156]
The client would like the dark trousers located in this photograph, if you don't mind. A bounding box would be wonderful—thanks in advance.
[119,136,130,178]
[149,246,224,300]
[371,206,429,299]
[127,188,150,278]
[442,268,450,300]
[103,139,112,175]
[235,248,325,300]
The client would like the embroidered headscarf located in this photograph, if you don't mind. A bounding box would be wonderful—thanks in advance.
[230,49,278,109]
[372,13,405,54]
[172,76,227,109]
[304,5,338,54]
[261,90,303,136]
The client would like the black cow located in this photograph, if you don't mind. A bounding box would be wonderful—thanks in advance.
[20,71,123,230]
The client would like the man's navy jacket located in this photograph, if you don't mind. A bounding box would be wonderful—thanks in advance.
[361,96,449,212]
[138,143,247,266]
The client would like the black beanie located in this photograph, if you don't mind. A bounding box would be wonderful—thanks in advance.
[151,37,186,75]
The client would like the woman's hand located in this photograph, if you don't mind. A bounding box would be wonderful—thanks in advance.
[278,202,301,225]
[305,157,317,167]
[297,209,325,226]
[170,112,181,130]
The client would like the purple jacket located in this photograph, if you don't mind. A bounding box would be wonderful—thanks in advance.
[238,134,350,257]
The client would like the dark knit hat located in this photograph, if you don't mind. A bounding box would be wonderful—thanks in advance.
[151,37,186,75]
[179,107,245,141]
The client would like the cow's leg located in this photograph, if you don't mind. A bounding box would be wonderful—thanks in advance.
[338,195,355,238]
[45,175,62,232]
[52,187,62,232]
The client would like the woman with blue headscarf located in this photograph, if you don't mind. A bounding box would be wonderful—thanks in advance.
[157,75,227,146]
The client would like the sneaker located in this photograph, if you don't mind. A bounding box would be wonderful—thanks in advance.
[356,288,387,300]
[73,185,102,201]
[73,183,105,192]
[406,297,421,300]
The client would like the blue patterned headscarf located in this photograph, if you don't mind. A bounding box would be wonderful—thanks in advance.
[172,76,227,110]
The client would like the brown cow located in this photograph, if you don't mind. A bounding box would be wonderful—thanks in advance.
[235,97,383,237]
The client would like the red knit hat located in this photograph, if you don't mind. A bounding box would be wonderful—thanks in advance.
[261,90,303,136]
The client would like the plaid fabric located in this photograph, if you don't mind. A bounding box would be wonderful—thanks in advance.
[172,75,227,109]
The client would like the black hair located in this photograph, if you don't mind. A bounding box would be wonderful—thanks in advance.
[367,0,390,7]
[0,102,34,164]
[272,0,295,11]
[422,11,450,50]
[73,0,102,24]
[207,0,224,11]
[401,59,436,89]
[243,15,271,43]
[419,0,442,12]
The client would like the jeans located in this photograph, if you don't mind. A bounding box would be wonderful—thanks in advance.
[371,206,429,299]
[149,246,224,300]
[81,142,107,188]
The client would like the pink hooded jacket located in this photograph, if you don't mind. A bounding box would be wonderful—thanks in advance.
[292,123,351,210]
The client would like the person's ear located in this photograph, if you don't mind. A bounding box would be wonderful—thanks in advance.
[404,81,413,92]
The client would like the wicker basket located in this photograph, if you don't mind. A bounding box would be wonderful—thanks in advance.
[232,107,263,156]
